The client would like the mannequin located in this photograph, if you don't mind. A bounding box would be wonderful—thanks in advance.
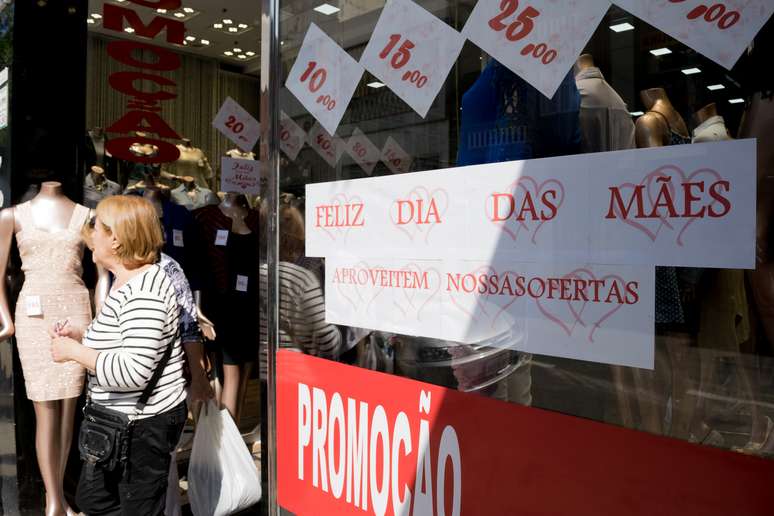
[692,103,732,143]
[0,182,108,516]
[168,138,214,189]
[633,88,700,437]
[193,193,259,423]
[83,165,121,208]
[171,175,219,210]
[574,53,636,153]
[225,148,256,160]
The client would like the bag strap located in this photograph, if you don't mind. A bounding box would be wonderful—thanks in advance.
[135,336,175,413]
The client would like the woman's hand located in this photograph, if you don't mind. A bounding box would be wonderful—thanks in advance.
[49,319,85,342]
[50,336,82,363]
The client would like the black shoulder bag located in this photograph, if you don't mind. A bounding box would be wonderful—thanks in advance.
[78,341,174,471]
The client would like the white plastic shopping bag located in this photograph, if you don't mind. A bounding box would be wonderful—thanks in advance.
[188,401,262,515]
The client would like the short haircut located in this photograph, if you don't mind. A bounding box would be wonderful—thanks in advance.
[95,195,163,267]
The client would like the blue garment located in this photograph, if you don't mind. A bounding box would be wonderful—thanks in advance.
[457,60,581,166]
[161,199,202,291]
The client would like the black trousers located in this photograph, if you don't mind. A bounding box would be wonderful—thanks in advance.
[76,401,187,516]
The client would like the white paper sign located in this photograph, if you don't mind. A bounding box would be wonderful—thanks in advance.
[306,140,756,269]
[359,0,466,117]
[345,128,381,175]
[615,0,774,70]
[463,0,610,98]
[215,229,229,247]
[25,295,42,317]
[236,275,249,292]
[326,256,655,368]
[172,229,184,248]
[286,23,364,135]
[221,157,261,196]
[213,97,260,152]
[0,85,8,130]
[381,136,412,174]
[308,123,344,167]
[279,111,306,161]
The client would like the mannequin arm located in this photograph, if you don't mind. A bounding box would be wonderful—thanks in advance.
[0,208,15,339]
[193,290,216,341]
[635,113,667,148]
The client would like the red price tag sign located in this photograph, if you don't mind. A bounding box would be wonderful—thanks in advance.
[212,97,260,152]
[463,0,609,98]
[345,128,381,175]
[381,136,412,174]
[359,0,465,118]
[616,0,774,69]
[279,111,306,161]
[286,24,364,135]
[308,123,344,167]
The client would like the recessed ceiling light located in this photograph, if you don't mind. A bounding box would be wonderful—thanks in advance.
[280,41,285,45]
[213,23,223,28]
[629,111,644,116]
[183,7,194,13]
[173,12,185,18]
[609,22,634,32]
[90,13,102,19]
[223,19,233,24]
[314,3,341,15]
[681,67,701,75]
[367,81,386,89]
[87,18,95,24]
[200,39,210,45]
[649,47,671,56]
[224,51,234,56]
[156,8,166,13]
[228,27,238,32]
[124,27,135,33]
[238,55,247,59]
[728,98,745,104]
[238,23,249,29]
[707,84,725,91]
[233,48,242,53]
[185,36,196,41]
[246,51,255,56]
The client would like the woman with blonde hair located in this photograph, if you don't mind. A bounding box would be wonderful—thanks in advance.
[50,195,187,515]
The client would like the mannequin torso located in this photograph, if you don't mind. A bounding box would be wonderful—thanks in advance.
[636,88,690,147]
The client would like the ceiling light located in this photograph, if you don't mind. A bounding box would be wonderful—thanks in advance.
[224,51,234,56]
[90,13,102,19]
[233,48,242,52]
[728,98,745,104]
[245,51,255,56]
[707,84,725,91]
[87,18,95,24]
[223,19,233,24]
[314,3,341,15]
[280,41,285,45]
[629,111,644,116]
[681,67,701,75]
[183,7,194,13]
[609,22,634,32]
[238,55,247,59]
[200,39,210,45]
[156,8,166,13]
[367,81,386,89]
[649,47,671,56]
[124,27,135,33]
[228,27,238,32]
[173,12,185,18]
[185,36,196,41]
[213,23,223,28]
[238,23,249,29]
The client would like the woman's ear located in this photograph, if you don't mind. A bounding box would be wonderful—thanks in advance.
[110,235,121,253]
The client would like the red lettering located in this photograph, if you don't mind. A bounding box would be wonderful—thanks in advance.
[604,280,623,304]
[573,279,588,301]
[682,182,706,218]
[527,278,545,298]
[491,193,515,222]
[625,281,639,305]
[589,279,605,302]
[107,110,181,139]
[540,190,558,220]
[106,136,180,163]
[515,192,538,221]
[606,185,645,219]
[109,71,177,102]
[103,4,185,45]
[107,40,181,71]
[559,278,573,301]
[546,278,561,299]
[126,0,181,8]
[396,200,414,225]
[647,177,679,218]
[708,180,731,217]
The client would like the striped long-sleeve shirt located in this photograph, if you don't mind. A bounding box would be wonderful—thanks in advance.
[83,264,187,419]
[259,261,342,378]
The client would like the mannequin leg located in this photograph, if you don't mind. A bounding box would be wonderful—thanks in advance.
[58,397,78,513]
[33,400,66,516]
[221,362,254,425]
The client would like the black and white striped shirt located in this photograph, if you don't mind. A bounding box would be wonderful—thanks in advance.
[84,264,187,419]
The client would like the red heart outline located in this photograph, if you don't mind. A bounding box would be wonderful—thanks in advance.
[333,260,387,314]
[318,192,365,244]
[487,175,565,245]
[390,186,449,244]
[394,263,442,323]
[445,265,523,330]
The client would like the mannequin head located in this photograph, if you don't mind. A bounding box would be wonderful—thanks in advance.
[640,88,670,110]
[576,53,595,71]
[693,102,718,125]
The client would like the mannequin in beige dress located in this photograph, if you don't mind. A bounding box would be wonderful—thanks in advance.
[0,182,108,516]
